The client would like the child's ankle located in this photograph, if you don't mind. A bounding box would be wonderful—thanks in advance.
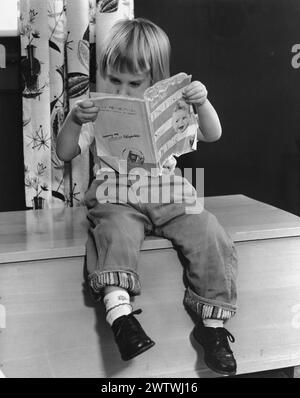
[104,288,132,326]
[202,319,224,328]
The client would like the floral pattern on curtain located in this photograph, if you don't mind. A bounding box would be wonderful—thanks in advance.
[19,0,134,209]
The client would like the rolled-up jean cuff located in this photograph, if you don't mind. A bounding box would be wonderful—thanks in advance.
[184,287,237,320]
[88,270,141,301]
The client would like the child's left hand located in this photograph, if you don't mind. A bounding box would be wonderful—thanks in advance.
[183,81,208,107]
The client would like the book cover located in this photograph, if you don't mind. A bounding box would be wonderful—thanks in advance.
[91,72,198,174]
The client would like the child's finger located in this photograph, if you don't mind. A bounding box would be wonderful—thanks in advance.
[184,91,206,101]
[81,106,99,114]
[184,81,207,95]
[77,112,98,124]
[74,107,98,124]
[184,92,207,106]
[188,91,207,100]
[184,85,207,97]
[184,89,207,105]
[78,99,95,109]
[74,100,98,115]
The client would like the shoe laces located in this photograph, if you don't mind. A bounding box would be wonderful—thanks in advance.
[213,328,235,354]
[131,309,142,316]
[221,328,235,343]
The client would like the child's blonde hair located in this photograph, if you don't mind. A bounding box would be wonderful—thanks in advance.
[99,18,171,84]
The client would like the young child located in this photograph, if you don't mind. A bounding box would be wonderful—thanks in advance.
[57,18,238,376]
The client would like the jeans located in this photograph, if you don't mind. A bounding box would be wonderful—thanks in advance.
[84,172,238,320]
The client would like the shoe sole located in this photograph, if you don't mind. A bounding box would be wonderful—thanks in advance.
[122,340,156,361]
[191,329,237,377]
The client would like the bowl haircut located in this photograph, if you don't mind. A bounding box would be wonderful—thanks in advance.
[99,18,171,84]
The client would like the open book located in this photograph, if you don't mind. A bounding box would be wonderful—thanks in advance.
[90,72,198,175]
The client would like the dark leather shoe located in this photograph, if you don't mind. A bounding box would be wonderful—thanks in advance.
[192,324,237,376]
[111,309,155,361]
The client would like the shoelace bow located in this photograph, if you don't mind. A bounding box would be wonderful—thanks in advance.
[221,328,235,343]
[214,328,235,354]
[130,309,142,316]
[218,328,235,357]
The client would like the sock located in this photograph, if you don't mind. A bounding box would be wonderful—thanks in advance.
[203,319,224,328]
[104,290,132,326]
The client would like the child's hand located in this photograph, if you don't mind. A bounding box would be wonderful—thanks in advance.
[72,99,99,126]
[183,81,208,107]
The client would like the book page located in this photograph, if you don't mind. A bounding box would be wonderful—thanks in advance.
[91,93,158,174]
[144,73,198,166]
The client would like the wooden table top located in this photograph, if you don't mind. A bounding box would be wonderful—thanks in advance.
[1,194,300,264]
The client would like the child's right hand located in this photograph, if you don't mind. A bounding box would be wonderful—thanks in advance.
[71,99,99,126]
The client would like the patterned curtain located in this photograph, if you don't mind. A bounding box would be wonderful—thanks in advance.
[19,0,134,210]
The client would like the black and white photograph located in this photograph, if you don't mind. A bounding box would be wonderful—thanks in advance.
[0,0,300,383]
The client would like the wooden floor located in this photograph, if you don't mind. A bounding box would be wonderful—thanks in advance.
[1,194,300,378]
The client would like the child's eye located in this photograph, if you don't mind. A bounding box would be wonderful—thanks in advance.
[109,77,121,85]
[130,81,141,87]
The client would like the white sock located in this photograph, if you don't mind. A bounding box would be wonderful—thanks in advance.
[104,290,132,326]
[203,319,224,328]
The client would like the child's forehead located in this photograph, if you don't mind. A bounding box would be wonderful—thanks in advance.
[107,66,150,80]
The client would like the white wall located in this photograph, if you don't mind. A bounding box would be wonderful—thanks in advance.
[0,0,19,36]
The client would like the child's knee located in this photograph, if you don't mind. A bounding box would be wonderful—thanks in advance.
[94,212,145,246]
